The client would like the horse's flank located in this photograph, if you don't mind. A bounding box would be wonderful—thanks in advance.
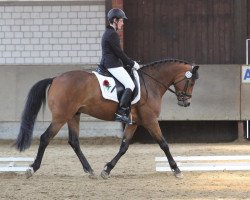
[48,70,118,122]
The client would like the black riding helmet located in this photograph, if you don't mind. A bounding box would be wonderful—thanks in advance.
[107,8,128,23]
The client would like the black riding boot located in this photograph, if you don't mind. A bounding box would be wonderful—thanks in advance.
[115,88,134,125]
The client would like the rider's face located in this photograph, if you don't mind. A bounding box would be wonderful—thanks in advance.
[114,19,124,30]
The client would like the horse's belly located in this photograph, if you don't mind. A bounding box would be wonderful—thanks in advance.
[79,99,118,121]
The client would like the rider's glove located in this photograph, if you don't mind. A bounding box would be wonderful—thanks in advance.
[133,61,140,70]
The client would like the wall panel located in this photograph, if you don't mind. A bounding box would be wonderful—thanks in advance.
[124,0,248,64]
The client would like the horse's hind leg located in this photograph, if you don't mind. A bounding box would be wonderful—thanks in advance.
[101,124,138,179]
[27,121,65,178]
[144,119,183,178]
[67,113,95,178]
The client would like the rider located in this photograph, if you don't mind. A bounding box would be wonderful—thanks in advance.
[100,8,140,125]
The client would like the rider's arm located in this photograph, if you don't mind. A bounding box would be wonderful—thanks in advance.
[108,32,134,67]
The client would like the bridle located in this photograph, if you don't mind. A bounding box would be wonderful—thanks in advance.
[170,77,193,102]
[139,69,194,101]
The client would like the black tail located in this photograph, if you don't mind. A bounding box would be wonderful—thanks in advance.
[15,78,54,151]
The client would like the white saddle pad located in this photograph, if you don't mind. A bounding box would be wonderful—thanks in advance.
[92,69,140,105]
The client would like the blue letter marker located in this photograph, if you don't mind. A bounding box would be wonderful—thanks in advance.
[244,69,250,80]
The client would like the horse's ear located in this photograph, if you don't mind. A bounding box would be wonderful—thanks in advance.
[192,65,199,73]
[192,65,199,79]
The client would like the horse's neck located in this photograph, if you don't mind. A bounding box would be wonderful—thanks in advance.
[141,63,176,96]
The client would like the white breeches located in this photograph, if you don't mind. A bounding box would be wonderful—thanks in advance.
[108,67,135,91]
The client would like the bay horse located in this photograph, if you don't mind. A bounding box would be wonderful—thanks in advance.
[15,58,199,179]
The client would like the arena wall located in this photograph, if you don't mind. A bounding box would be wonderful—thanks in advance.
[0,65,123,139]
[160,65,241,120]
[0,64,248,140]
[0,0,124,139]
[0,0,105,65]
[0,0,249,140]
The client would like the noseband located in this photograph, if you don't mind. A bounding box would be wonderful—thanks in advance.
[168,77,192,101]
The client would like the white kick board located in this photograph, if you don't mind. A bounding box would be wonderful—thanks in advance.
[0,157,34,172]
[155,155,250,172]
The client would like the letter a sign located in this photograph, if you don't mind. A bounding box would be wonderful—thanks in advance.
[242,65,250,83]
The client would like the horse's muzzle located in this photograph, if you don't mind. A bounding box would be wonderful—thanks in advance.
[177,99,191,107]
[176,92,192,107]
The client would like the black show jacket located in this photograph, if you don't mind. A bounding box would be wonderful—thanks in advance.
[100,25,134,69]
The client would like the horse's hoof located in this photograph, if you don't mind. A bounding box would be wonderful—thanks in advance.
[174,171,184,179]
[100,170,110,179]
[25,167,34,179]
[88,172,97,179]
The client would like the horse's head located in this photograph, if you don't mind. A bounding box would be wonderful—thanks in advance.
[172,65,199,107]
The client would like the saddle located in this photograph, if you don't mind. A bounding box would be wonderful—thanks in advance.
[93,66,140,104]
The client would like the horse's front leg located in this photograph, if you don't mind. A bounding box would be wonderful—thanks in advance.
[101,124,137,179]
[144,119,183,178]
